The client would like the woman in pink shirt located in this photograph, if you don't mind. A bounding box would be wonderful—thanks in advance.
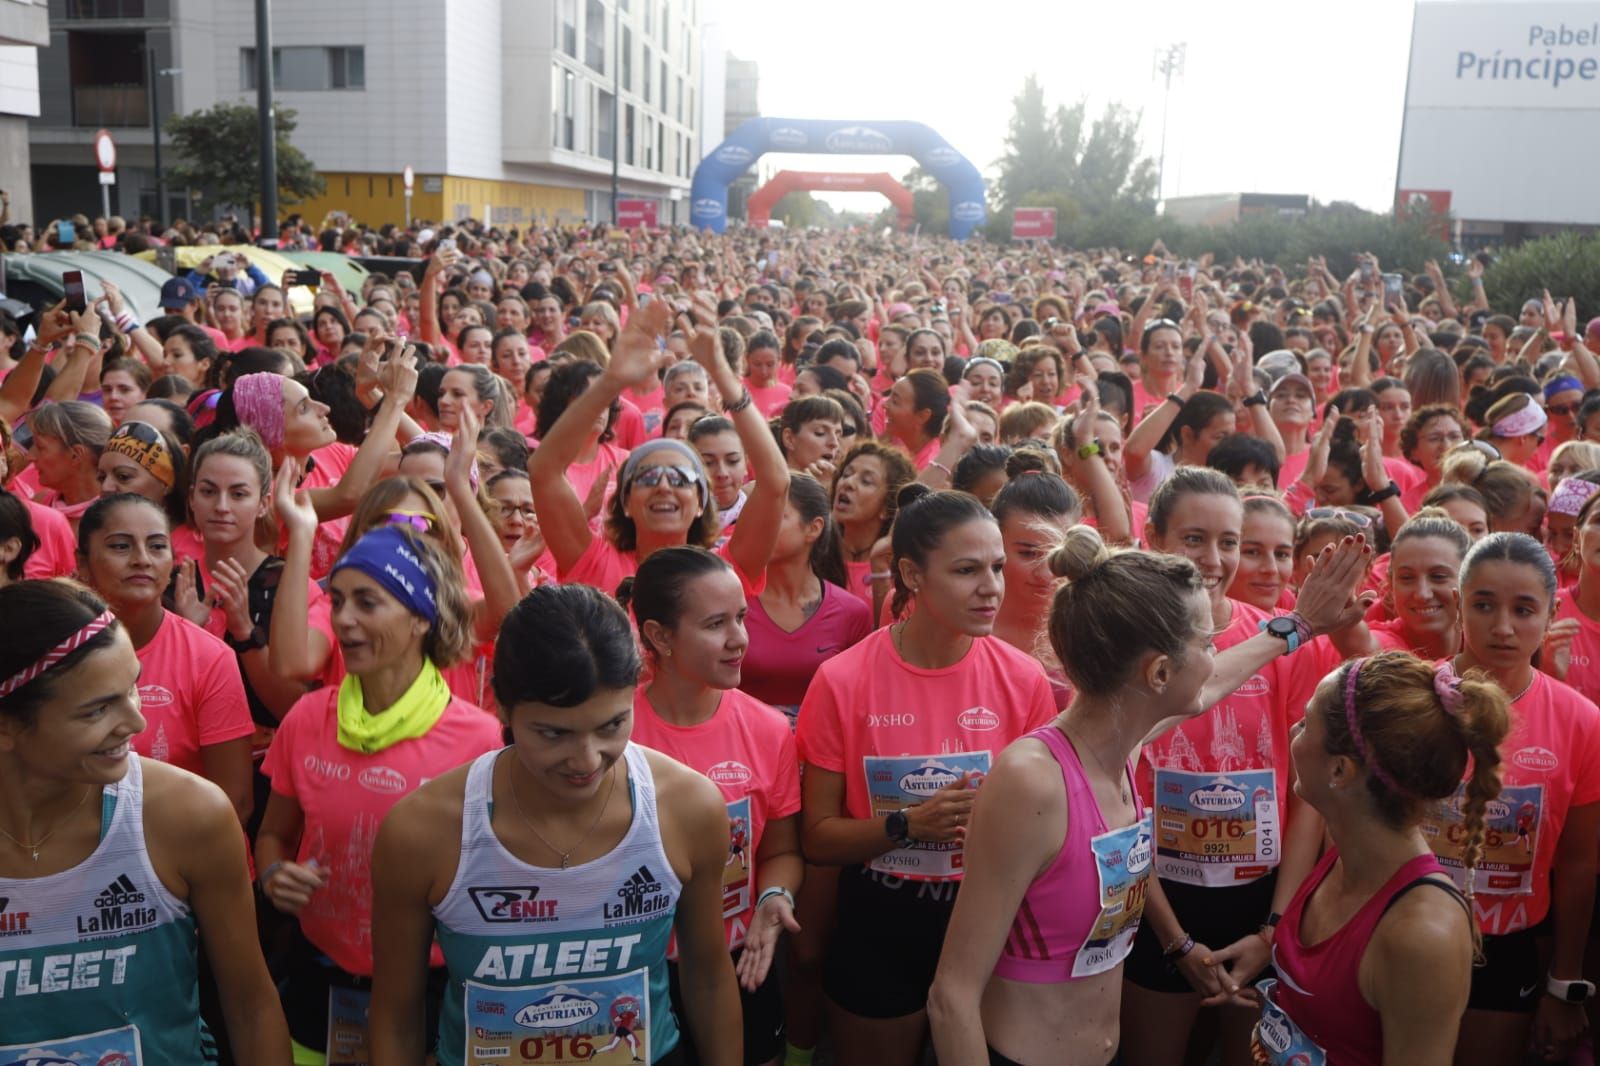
[744,329,793,418]
[531,297,788,596]
[1551,488,1600,708]
[28,400,112,531]
[256,525,502,1061]
[630,545,804,1066]
[77,493,253,822]
[882,368,948,471]
[832,440,918,617]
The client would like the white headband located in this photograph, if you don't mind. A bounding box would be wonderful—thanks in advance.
[1492,402,1547,439]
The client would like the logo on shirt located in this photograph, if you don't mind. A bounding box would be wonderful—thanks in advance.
[957,707,1000,731]
[866,713,916,728]
[77,873,157,938]
[303,754,351,780]
[707,760,752,787]
[898,760,965,797]
[1189,783,1247,813]
[1512,746,1559,773]
[358,766,408,795]
[515,988,601,1029]
[137,683,174,707]
[0,896,30,937]
[604,865,670,924]
[1235,674,1270,697]
[468,886,560,923]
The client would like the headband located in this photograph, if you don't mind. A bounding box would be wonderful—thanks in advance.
[1491,401,1547,440]
[618,438,709,508]
[331,525,439,624]
[1343,659,1407,795]
[0,611,117,699]
[406,431,478,491]
[964,357,1006,379]
[1544,375,1584,401]
[1550,477,1600,517]
[103,422,176,490]
[232,373,285,449]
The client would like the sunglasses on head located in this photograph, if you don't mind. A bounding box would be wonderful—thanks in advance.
[383,509,439,534]
[1306,507,1374,528]
[631,464,701,490]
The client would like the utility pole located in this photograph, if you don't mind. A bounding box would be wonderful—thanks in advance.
[254,0,278,242]
[610,1,621,224]
[142,45,176,228]
[1153,42,1186,205]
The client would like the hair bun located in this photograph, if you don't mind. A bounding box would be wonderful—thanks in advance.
[1047,524,1108,581]
[896,481,932,510]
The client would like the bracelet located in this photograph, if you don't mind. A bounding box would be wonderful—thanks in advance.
[73,332,100,350]
[114,311,139,333]
[259,861,283,890]
[928,460,953,477]
[1077,442,1102,460]
[756,886,796,911]
[867,571,893,582]
[1166,393,1186,410]
[1286,611,1312,646]
[1366,482,1399,503]
[1162,932,1195,960]
[722,389,753,415]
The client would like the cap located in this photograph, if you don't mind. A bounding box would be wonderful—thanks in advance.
[1270,372,1315,398]
[416,227,436,245]
[159,277,199,309]
[1091,302,1120,319]
[1256,349,1304,383]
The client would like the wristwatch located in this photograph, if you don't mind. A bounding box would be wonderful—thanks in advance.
[1242,390,1268,408]
[1262,616,1302,654]
[884,809,915,848]
[225,624,268,653]
[1548,976,1596,1003]
[1366,483,1400,503]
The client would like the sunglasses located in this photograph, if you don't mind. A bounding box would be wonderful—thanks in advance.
[1548,403,1581,417]
[630,464,701,490]
[383,509,439,534]
[1306,507,1374,527]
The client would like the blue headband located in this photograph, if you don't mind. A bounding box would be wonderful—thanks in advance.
[1545,375,1584,400]
[331,526,439,623]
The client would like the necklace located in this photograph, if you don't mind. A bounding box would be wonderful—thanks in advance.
[508,761,618,870]
[1061,723,1132,805]
[0,786,93,863]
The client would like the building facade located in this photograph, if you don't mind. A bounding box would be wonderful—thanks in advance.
[0,0,50,227]
[27,0,704,229]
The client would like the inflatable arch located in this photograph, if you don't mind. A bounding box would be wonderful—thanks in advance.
[691,118,987,239]
[748,171,914,230]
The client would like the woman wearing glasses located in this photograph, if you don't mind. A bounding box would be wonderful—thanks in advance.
[1399,405,1469,512]
[531,297,789,596]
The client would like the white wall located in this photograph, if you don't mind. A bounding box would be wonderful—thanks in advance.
[0,44,36,117]
[1400,0,1600,223]
[443,0,503,179]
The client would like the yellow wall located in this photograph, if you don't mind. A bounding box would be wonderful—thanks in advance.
[288,173,587,230]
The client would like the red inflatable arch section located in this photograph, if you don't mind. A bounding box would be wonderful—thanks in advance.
[746,171,914,229]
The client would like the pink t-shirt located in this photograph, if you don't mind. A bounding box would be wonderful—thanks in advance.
[133,611,253,775]
[564,441,629,529]
[1422,670,1600,936]
[626,385,666,435]
[1556,588,1600,708]
[262,687,503,974]
[21,497,77,579]
[842,560,876,614]
[630,687,801,950]
[746,380,793,419]
[1276,451,1423,500]
[795,628,1056,881]
[613,399,647,451]
[558,534,765,600]
[169,522,206,573]
[298,442,358,579]
[741,582,874,711]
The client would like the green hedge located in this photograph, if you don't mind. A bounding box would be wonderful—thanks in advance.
[1478,231,1600,321]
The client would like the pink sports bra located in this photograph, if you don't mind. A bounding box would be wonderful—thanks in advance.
[993,724,1152,983]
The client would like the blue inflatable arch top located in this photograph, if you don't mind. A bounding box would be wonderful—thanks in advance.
[691,118,988,239]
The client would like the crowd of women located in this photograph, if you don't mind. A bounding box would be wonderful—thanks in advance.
[2,220,1600,1066]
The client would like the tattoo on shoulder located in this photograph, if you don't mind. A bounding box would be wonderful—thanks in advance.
[801,594,822,621]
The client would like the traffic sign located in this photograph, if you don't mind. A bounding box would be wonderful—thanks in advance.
[403,165,415,192]
[94,128,117,173]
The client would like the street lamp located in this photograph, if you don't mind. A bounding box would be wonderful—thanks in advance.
[142,45,180,228]
[1152,42,1186,205]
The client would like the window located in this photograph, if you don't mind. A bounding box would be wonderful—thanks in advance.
[621,26,632,92]
[625,102,636,165]
[675,75,682,122]
[596,89,615,160]
[240,46,364,91]
[584,0,606,73]
[552,67,575,149]
[661,1,671,43]
[551,66,562,148]
[66,0,145,16]
[687,86,694,131]
[642,46,652,103]
[657,121,664,172]
[558,0,578,58]
[643,115,654,169]
[659,58,666,108]
[643,0,652,36]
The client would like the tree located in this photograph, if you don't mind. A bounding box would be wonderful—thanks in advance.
[772,191,835,229]
[993,75,1056,212]
[165,102,325,223]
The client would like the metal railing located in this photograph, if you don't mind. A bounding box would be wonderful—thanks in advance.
[72,84,148,127]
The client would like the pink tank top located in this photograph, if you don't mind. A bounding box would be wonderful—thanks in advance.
[993,724,1153,983]
[1258,847,1459,1064]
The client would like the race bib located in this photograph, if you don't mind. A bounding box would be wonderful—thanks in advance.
[0,1024,143,1065]
[723,796,753,924]
[1152,769,1279,886]
[864,752,990,881]
[1421,782,1544,896]
[464,970,650,1065]
[1252,979,1328,1066]
[1073,813,1154,978]
[326,986,371,1065]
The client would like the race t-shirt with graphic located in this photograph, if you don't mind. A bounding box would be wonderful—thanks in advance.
[132,610,253,775]
[795,628,1056,881]
[631,688,800,951]
[0,757,214,1062]
[433,746,685,1066]
[1139,598,1297,887]
[262,687,502,975]
[1421,670,1600,935]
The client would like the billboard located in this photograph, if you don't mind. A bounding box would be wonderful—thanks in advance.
[1012,207,1057,240]
[1399,1,1600,225]
[616,200,658,228]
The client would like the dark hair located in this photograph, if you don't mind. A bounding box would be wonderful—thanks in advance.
[0,489,38,580]
[0,581,122,724]
[788,473,847,589]
[687,415,735,446]
[902,367,951,439]
[747,329,780,354]
[415,362,447,418]
[1399,404,1466,466]
[1206,434,1281,485]
[1167,391,1234,456]
[168,324,217,375]
[493,584,641,711]
[631,545,733,660]
[1460,531,1557,603]
[890,490,995,617]
[815,338,861,373]
[77,492,170,562]
[539,360,616,443]
[302,361,367,445]
[480,426,530,473]
[776,395,845,456]
[991,469,1080,525]
[798,363,849,393]
[101,356,152,393]
[833,441,918,538]
[953,445,1012,496]
[1047,530,1206,695]
[1147,465,1240,538]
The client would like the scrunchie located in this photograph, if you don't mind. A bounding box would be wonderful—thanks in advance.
[1433,661,1467,717]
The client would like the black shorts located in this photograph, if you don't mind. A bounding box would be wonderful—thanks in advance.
[823,864,960,1019]
[279,926,447,1051]
[1124,873,1279,994]
[1468,927,1541,1013]
[668,947,784,1066]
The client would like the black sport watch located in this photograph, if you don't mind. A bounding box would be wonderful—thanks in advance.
[885,810,915,847]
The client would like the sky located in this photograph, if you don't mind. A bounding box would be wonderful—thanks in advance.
[710,0,1417,215]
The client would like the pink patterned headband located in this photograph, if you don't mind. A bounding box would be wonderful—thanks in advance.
[1550,477,1600,518]
[1343,659,1406,796]
[232,372,285,450]
[0,611,117,699]
[1491,401,1547,440]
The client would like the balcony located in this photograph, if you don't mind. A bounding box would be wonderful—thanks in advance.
[73,83,147,126]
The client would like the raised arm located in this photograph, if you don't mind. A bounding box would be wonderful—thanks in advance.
[267,459,333,681]
[306,342,418,521]
[1066,379,1131,545]
[446,406,519,640]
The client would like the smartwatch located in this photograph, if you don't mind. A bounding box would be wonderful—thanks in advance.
[225,624,268,654]
[1366,483,1400,504]
[1077,442,1102,461]
[884,809,914,848]
[1547,976,1596,1003]
[1262,615,1302,654]
[1242,390,1268,408]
